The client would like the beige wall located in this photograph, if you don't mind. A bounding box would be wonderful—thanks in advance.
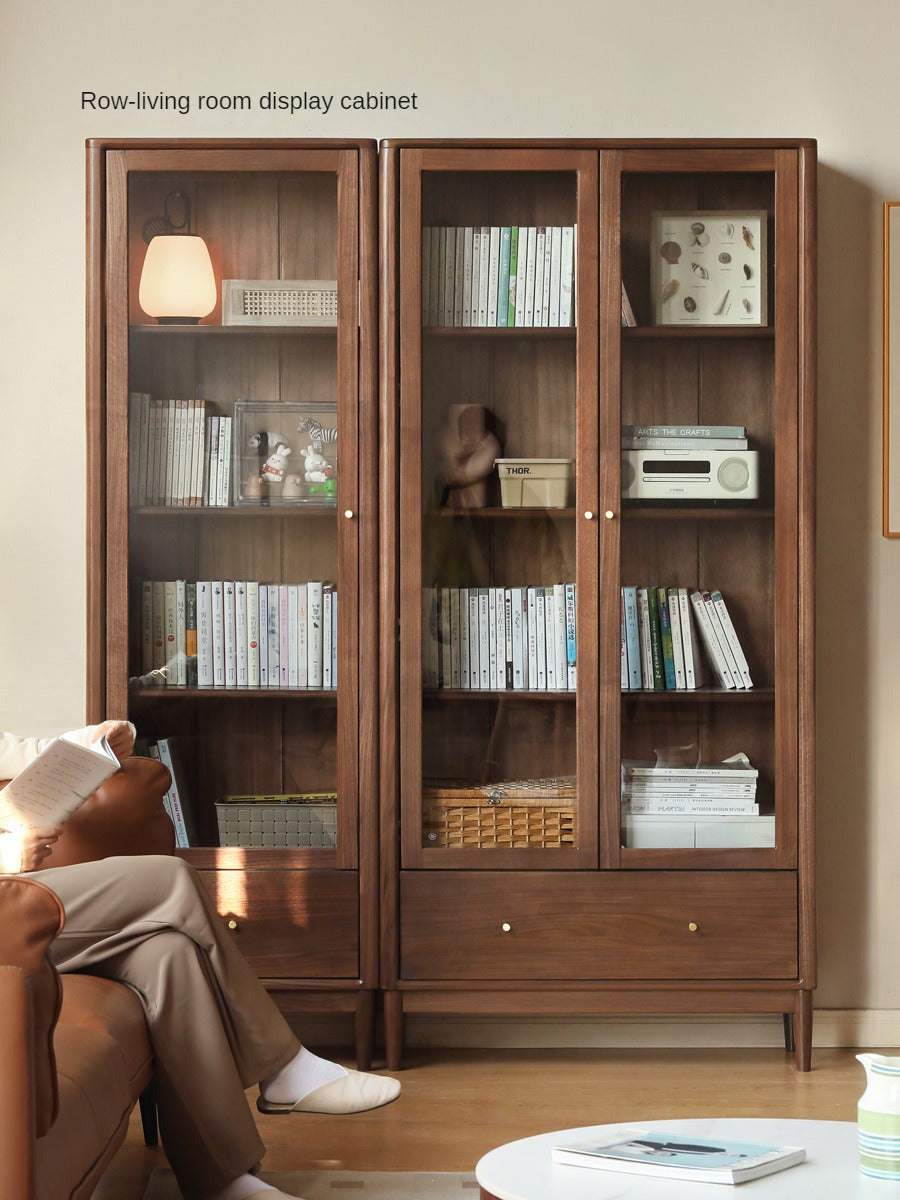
[0,0,894,1029]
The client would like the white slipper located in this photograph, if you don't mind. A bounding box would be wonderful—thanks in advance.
[257,1069,401,1115]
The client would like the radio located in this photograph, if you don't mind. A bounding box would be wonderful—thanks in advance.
[621,448,759,501]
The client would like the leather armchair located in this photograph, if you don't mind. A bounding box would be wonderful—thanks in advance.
[0,755,173,1200]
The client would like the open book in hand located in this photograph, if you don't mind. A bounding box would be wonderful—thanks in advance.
[0,734,121,830]
[551,1127,806,1184]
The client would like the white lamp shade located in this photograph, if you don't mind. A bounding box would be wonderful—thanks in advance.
[139,234,217,321]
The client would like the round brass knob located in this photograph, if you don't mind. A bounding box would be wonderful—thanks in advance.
[584,511,594,520]
[501,922,512,933]
[605,509,615,519]
[227,919,238,931]
[344,509,354,519]
[688,922,699,933]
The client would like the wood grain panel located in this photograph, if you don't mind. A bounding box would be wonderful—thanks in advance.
[400,871,797,981]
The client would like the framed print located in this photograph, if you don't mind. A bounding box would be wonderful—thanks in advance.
[651,211,767,326]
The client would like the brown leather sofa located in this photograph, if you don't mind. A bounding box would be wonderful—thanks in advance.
[0,755,174,1200]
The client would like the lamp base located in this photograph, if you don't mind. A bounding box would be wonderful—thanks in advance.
[155,316,202,325]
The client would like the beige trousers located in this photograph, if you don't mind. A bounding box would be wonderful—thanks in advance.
[34,855,301,1199]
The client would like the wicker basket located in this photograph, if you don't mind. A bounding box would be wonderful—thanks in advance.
[422,776,576,848]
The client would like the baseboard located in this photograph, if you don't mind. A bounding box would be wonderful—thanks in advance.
[289,1009,900,1052]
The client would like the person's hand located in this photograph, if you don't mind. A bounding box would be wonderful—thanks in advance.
[19,826,62,872]
[92,719,135,760]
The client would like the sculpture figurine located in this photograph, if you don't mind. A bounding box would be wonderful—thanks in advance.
[437,404,501,509]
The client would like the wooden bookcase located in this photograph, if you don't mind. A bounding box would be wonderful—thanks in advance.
[86,140,379,1067]
[379,140,816,1069]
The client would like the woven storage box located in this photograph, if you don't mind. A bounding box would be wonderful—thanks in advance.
[216,794,337,848]
[423,776,576,848]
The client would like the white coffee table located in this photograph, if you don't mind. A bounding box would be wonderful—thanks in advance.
[476,1118,876,1199]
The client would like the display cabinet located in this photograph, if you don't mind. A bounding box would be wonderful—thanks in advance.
[87,139,379,1066]
[380,140,816,1069]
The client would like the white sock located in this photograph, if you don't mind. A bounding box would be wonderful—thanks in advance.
[207,1174,274,1200]
[260,1045,347,1105]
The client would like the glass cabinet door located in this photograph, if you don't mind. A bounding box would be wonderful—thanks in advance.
[397,148,599,868]
[105,147,364,876]
[612,148,797,867]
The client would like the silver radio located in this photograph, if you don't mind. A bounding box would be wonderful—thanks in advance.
[622,448,759,500]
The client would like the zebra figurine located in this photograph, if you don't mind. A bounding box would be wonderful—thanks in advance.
[298,415,338,450]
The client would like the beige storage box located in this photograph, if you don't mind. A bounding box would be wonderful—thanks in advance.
[216,794,337,848]
[496,458,574,508]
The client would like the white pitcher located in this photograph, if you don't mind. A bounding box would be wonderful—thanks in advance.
[857,1053,900,1178]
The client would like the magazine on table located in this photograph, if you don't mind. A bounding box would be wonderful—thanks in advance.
[0,734,120,829]
[550,1127,806,1184]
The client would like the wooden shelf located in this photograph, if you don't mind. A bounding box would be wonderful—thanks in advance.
[130,504,337,517]
[130,323,336,338]
[129,684,338,700]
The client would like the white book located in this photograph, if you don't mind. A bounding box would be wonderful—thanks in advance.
[553,583,568,691]
[461,226,474,328]
[307,581,324,687]
[189,400,206,506]
[702,590,744,687]
[540,228,553,326]
[153,737,191,848]
[559,225,575,326]
[622,585,642,689]
[222,580,237,688]
[441,226,455,325]
[246,580,260,687]
[449,587,461,689]
[487,588,498,689]
[532,228,547,329]
[279,585,290,688]
[486,227,501,325]
[548,226,563,326]
[174,578,187,685]
[323,583,334,688]
[494,586,507,691]
[523,227,538,327]
[196,581,214,687]
[0,733,121,829]
[453,226,466,326]
[620,589,629,689]
[163,580,178,685]
[469,229,481,326]
[468,588,480,688]
[288,584,300,687]
[636,587,654,689]
[234,581,249,687]
[544,585,557,690]
[331,589,338,687]
[666,589,687,689]
[151,580,166,672]
[526,586,539,690]
[258,584,270,687]
[710,589,753,688]
[534,585,547,690]
[141,579,154,674]
[478,588,490,689]
[689,591,735,688]
[217,416,232,506]
[266,584,280,687]
[477,226,491,326]
[174,399,189,506]
[204,416,218,506]
[677,587,704,688]
[297,583,308,687]
[510,586,525,689]
[515,226,532,327]
[459,587,471,689]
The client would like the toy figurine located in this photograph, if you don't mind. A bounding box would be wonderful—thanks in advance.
[282,474,303,500]
[261,442,292,485]
[302,444,334,484]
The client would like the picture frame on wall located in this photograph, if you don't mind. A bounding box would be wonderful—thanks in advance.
[651,210,767,327]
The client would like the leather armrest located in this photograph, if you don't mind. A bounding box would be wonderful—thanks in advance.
[42,755,175,868]
[0,878,65,1138]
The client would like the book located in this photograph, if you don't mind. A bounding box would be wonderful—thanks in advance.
[0,734,120,829]
[152,736,196,847]
[550,1127,805,1184]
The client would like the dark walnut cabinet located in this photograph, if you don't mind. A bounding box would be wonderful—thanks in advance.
[379,140,816,1069]
[87,140,379,1066]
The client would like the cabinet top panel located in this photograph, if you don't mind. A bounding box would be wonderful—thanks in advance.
[87,137,377,152]
[380,137,817,152]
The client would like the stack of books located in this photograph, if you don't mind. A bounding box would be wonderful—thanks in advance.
[621,422,748,452]
[620,586,752,691]
[129,393,232,507]
[423,583,576,692]
[422,225,575,328]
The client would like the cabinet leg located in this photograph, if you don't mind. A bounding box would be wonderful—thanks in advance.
[782,1013,795,1053]
[355,990,375,1071]
[384,990,405,1071]
[794,991,813,1071]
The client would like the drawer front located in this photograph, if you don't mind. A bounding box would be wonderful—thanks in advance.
[199,869,358,979]
[400,871,797,981]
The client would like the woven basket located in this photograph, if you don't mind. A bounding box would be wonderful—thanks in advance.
[422,776,576,848]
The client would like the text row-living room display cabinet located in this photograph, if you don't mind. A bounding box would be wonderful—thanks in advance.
[379,140,816,1069]
[87,140,380,1067]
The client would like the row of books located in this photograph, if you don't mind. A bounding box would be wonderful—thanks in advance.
[422,225,575,328]
[423,583,577,692]
[621,753,759,816]
[621,586,753,691]
[129,394,233,507]
[138,579,337,691]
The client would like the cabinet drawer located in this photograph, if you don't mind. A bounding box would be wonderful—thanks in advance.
[199,869,358,979]
[400,871,797,981]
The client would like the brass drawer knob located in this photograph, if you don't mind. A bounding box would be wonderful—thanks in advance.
[688,922,699,933]
[501,922,512,933]
[227,918,238,931]
[605,510,615,519]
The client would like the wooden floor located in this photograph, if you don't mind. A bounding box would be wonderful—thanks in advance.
[95,1044,868,1199]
